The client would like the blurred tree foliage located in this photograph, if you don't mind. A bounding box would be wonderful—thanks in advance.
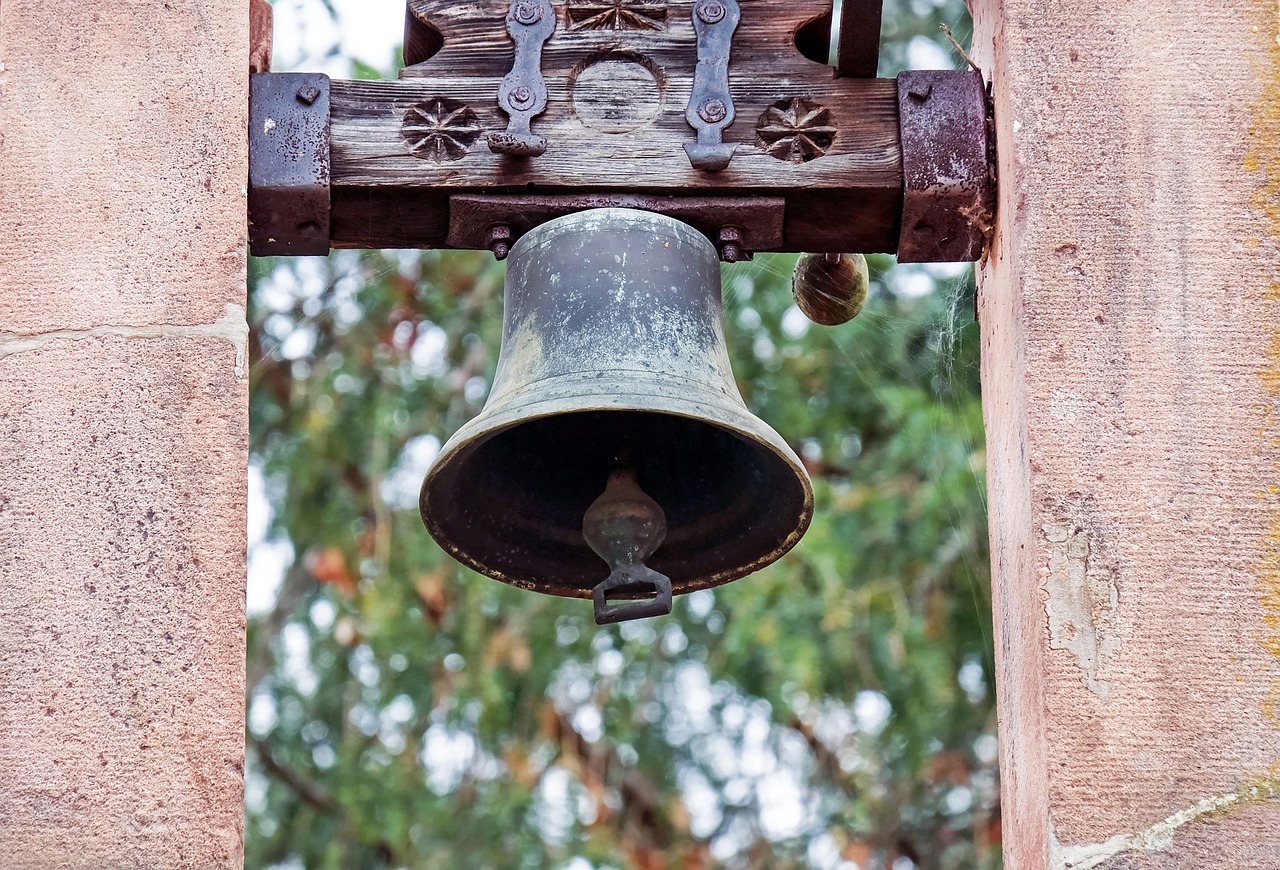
[246,2,994,868]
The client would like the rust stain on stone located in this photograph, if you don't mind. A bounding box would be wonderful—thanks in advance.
[1244,0,1280,734]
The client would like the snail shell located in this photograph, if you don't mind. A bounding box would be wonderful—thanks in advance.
[791,253,869,326]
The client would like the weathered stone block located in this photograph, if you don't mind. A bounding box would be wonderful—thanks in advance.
[0,335,247,868]
[0,1,248,332]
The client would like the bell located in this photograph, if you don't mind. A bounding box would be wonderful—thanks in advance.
[419,208,813,623]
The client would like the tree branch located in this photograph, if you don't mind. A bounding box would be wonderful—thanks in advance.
[251,737,337,814]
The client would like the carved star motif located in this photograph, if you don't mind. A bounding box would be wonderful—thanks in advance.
[756,97,838,163]
[401,98,482,162]
[567,0,667,31]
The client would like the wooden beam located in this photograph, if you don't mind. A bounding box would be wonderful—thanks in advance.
[250,0,273,74]
[256,1,991,259]
[835,0,884,77]
[328,77,904,252]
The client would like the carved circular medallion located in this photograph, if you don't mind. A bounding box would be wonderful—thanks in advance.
[401,98,481,162]
[570,53,664,134]
[756,97,837,163]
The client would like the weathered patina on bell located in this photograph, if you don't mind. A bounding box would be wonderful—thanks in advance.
[419,208,813,622]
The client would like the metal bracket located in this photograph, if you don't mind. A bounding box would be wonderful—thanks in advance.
[446,193,785,258]
[593,567,673,625]
[248,73,331,257]
[896,70,994,263]
[684,0,741,172]
[488,0,555,157]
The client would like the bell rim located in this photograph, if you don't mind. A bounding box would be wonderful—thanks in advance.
[419,375,815,600]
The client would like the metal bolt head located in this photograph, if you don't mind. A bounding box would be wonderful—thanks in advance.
[698,99,728,124]
[509,86,535,110]
[487,224,514,261]
[513,0,543,25]
[296,84,321,106]
[908,84,934,103]
[716,227,746,263]
[696,0,727,24]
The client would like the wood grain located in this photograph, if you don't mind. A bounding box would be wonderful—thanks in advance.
[330,0,905,252]
[250,0,272,74]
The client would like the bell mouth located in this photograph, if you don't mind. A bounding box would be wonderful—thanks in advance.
[419,375,815,600]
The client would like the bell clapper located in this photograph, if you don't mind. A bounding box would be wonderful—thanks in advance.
[583,468,674,625]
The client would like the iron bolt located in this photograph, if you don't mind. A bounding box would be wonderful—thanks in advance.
[488,224,514,261]
[716,227,745,263]
[296,84,321,106]
[696,1,727,24]
[509,86,535,110]
[513,0,543,25]
[908,84,933,103]
[698,99,728,124]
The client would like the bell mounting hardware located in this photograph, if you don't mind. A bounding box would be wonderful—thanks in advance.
[248,0,994,262]
[248,0,996,624]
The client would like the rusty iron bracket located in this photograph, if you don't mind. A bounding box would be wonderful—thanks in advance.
[248,72,331,257]
[446,193,785,260]
[896,69,994,263]
[684,0,741,172]
[488,0,555,157]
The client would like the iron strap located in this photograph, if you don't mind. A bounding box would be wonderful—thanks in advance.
[896,70,994,262]
[684,0,741,172]
[489,0,556,157]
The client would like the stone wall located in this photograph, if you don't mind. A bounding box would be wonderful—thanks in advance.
[0,1,248,865]
[971,1,1280,867]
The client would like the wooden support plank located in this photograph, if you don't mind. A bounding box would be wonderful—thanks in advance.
[330,79,900,191]
[835,0,883,77]
[328,76,903,252]
[971,1,1280,866]
[250,0,273,74]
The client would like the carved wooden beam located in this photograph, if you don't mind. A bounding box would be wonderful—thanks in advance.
[249,0,992,262]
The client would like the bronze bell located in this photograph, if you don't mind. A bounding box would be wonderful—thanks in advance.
[419,208,813,623]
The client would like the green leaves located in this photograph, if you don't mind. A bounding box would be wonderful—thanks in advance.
[246,3,996,865]
[246,242,998,869]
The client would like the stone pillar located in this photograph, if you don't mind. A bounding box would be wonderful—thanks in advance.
[970,1,1280,867]
[0,2,247,866]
